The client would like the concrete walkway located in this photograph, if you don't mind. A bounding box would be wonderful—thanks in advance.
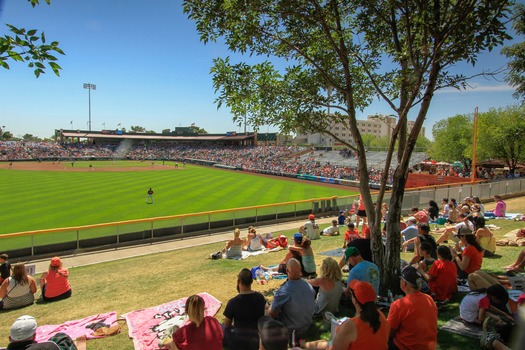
[25,217,337,275]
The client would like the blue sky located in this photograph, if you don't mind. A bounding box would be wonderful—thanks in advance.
[0,0,521,139]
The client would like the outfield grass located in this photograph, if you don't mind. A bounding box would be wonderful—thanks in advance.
[2,162,353,235]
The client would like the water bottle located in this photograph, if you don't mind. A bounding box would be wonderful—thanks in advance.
[258,269,265,284]
[264,272,269,283]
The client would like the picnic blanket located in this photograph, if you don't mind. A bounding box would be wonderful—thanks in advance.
[35,311,118,342]
[319,247,345,258]
[225,246,283,260]
[440,316,481,339]
[122,292,221,350]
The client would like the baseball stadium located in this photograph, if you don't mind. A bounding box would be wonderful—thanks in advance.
[1,131,524,350]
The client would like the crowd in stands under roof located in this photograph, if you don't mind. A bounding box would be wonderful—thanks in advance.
[0,140,519,183]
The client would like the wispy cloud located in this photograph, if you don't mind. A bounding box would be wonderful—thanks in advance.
[436,84,515,94]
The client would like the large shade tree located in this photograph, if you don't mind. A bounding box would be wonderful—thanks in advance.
[477,105,525,174]
[0,0,64,77]
[429,114,474,171]
[503,3,525,102]
[184,0,513,293]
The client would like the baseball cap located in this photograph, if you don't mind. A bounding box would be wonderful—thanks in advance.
[339,210,344,214]
[400,266,423,288]
[293,233,303,244]
[349,280,377,304]
[10,315,37,341]
[258,316,289,350]
[463,197,472,202]
[308,214,315,220]
[344,247,360,261]
[50,256,61,267]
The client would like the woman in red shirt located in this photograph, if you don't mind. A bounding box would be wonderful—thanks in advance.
[173,294,223,350]
[39,256,72,302]
[450,227,483,280]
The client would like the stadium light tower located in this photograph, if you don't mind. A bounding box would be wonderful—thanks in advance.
[83,83,96,131]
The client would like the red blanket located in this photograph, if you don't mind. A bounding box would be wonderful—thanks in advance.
[122,292,222,350]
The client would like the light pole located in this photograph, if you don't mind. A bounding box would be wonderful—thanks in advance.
[83,83,96,131]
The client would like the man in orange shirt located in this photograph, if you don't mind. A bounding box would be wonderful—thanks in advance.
[387,266,437,350]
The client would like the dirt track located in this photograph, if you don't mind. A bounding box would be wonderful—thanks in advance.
[0,161,180,172]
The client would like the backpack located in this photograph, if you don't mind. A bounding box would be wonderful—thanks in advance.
[251,266,262,279]
[210,251,222,260]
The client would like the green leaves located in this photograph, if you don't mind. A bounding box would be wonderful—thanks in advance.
[503,3,525,102]
[0,24,64,77]
[477,105,525,172]
[0,1,64,77]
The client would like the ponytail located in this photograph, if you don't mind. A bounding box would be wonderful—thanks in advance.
[358,301,381,333]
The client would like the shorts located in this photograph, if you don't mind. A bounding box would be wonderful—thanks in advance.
[356,209,367,217]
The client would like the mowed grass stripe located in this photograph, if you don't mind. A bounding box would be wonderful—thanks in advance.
[2,164,353,235]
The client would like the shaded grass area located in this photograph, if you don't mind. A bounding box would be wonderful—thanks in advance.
[1,208,524,349]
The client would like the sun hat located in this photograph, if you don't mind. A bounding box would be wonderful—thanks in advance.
[258,316,289,350]
[457,226,473,236]
[344,247,360,261]
[308,214,315,220]
[10,315,37,341]
[50,256,61,267]
[349,280,377,304]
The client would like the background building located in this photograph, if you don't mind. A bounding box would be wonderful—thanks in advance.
[295,115,425,147]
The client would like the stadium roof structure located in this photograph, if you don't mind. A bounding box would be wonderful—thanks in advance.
[57,130,255,143]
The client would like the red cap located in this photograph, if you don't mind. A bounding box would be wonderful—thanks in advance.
[349,280,376,304]
[308,214,315,220]
[50,256,61,267]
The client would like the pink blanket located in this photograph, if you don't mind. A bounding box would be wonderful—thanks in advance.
[122,292,222,350]
[35,311,118,342]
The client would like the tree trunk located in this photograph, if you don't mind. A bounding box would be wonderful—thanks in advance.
[382,170,406,295]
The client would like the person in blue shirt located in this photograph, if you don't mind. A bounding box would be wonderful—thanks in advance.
[338,210,346,225]
[269,259,315,337]
[343,247,380,297]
